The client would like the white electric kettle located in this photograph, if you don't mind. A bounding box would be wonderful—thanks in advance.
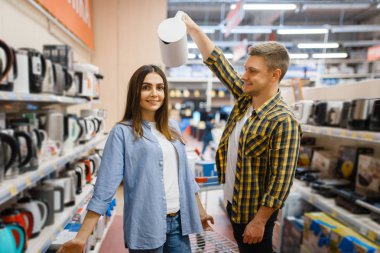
[157,11,188,67]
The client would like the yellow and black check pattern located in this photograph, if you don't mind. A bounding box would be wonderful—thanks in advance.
[205,47,302,224]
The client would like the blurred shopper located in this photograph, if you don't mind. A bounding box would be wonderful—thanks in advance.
[201,115,215,157]
[183,13,302,253]
[57,65,214,253]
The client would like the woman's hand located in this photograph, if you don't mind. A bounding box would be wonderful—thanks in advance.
[56,238,86,253]
[200,213,214,231]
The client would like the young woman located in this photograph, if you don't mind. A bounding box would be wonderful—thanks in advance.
[57,65,214,253]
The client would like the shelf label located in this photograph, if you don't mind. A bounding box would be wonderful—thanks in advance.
[331,210,337,218]
[8,185,17,196]
[367,230,377,241]
[308,195,315,204]
[1,93,9,99]
[362,132,374,141]
[25,177,32,186]
[340,131,347,137]
[352,132,358,138]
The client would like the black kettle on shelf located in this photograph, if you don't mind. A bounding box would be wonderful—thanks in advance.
[0,132,18,183]
[18,48,46,94]
[0,39,15,91]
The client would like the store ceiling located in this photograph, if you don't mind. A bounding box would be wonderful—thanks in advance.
[168,0,380,57]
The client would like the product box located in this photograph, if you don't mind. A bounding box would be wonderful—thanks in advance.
[303,212,342,253]
[298,146,323,168]
[195,161,218,186]
[336,146,374,182]
[43,44,73,70]
[311,151,338,179]
[330,226,380,253]
[355,155,380,199]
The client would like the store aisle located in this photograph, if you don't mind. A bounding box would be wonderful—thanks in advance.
[98,133,234,252]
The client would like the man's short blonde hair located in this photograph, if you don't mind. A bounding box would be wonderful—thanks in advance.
[248,42,289,81]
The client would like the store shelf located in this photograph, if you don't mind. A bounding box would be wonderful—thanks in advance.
[320,73,372,79]
[293,180,380,244]
[90,213,116,253]
[0,134,108,205]
[0,91,88,105]
[27,182,94,253]
[302,124,380,144]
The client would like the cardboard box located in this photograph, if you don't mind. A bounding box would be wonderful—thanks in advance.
[311,151,338,179]
[195,161,218,186]
[356,155,380,199]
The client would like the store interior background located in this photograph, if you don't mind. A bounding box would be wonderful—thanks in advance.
[1,0,380,252]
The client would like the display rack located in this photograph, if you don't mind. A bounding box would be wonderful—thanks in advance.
[292,180,380,244]
[302,124,380,144]
[0,134,107,205]
[90,213,116,253]
[27,182,95,253]
[0,91,88,105]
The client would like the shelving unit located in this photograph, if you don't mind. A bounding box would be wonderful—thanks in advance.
[0,91,88,105]
[292,180,380,244]
[27,182,95,253]
[90,213,116,253]
[0,134,107,205]
[302,124,380,143]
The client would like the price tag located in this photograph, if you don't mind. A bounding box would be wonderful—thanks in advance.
[340,131,347,137]
[352,132,358,138]
[16,94,23,100]
[331,210,337,218]
[2,93,9,99]
[327,128,333,135]
[362,132,374,141]
[367,230,377,241]
[8,185,17,196]
[25,177,32,186]
[308,195,315,204]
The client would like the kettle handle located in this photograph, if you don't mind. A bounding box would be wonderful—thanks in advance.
[0,40,14,83]
[0,132,18,174]
[7,224,25,253]
[14,131,33,170]
[20,209,34,238]
[35,200,48,228]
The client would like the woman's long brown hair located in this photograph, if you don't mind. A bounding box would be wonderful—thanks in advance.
[121,65,181,141]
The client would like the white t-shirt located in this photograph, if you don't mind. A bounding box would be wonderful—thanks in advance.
[149,122,180,213]
[223,106,253,203]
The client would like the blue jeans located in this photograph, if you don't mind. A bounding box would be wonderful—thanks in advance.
[129,212,191,253]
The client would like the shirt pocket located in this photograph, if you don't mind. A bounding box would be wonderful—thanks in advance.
[244,134,269,158]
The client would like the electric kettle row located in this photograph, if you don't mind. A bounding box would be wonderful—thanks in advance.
[292,98,380,132]
[0,38,103,99]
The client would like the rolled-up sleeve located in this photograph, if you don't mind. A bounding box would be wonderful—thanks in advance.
[87,126,124,215]
[261,116,301,209]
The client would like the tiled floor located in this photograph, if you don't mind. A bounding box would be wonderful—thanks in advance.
[99,133,235,252]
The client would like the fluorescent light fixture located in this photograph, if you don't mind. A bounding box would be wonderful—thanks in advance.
[331,25,380,33]
[231,3,297,10]
[289,53,309,59]
[188,53,197,59]
[312,53,348,59]
[277,28,329,35]
[224,53,234,59]
[298,43,339,49]
[222,26,272,34]
[377,3,380,9]
[302,3,370,10]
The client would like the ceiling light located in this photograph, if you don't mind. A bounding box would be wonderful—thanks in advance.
[277,28,329,35]
[188,53,197,59]
[312,53,348,59]
[289,53,309,59]
[302,3,370,10]
[331,25,380,33]
[224,53,234,59]
[222,26,272,34]
[231,3,297,11]
[298,43,339,49]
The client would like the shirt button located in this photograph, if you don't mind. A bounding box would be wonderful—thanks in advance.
[159,161,163,166]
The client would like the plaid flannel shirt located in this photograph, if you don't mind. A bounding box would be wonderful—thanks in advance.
[205,47,302,223]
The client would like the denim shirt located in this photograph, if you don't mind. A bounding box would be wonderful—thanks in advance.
[87,120,202,250]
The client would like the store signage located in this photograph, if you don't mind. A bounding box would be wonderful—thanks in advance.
[34,0,94,49]
[225,0,245,38]
[367,45,380,62]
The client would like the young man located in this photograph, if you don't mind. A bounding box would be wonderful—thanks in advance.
[183,14,302,253]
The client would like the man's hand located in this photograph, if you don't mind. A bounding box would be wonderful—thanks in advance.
[242,217,266,244]
[56,238,86,253]
[200,213,215,231]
